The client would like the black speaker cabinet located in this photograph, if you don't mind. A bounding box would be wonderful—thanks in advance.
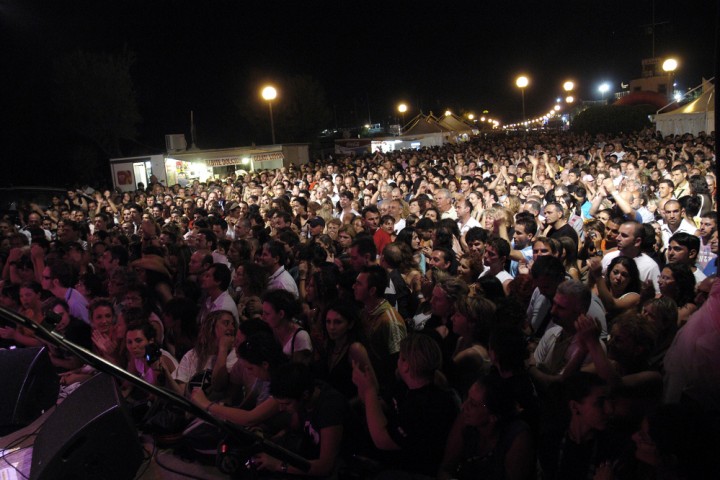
[0,347,59,435]
[30,373,144,480]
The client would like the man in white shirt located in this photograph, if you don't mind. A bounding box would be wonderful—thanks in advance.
[660,200,697,248]
[456,198,481,236]
[602,221,661,292]
[434,188,457,220]
[259,239,299,298]
[198,263,239,324]
[666,232,706,284]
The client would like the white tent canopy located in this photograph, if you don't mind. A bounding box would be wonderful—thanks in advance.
[654,79,714,136]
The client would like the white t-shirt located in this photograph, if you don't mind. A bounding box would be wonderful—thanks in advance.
[282,328,312,358]
[173,348,238,384]
[601,250,660,293]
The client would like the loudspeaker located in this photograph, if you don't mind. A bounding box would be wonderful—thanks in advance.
[0,347,59,435]
[30,373,144,480]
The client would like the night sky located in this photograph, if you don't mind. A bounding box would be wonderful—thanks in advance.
[1,0,716,183]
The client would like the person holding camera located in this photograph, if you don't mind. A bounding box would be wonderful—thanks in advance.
[124,320,177,396]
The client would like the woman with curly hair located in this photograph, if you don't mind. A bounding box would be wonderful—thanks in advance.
[688,174,713,218]
[234,261,268,322]
[502,194,522,217]
[166,309,237,398]
[458,252,484,289]
[396,226,426,274]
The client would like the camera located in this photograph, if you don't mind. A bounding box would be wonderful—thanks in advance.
[145,343,162,364]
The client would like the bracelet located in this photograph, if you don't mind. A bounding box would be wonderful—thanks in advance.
[206,401,217,413]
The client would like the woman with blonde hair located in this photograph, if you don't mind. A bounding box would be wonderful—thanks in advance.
[502,194,522,216]
[336,224,356,255]
[166,309,238,398]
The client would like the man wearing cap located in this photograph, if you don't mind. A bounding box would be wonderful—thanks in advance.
[307,216,325,242]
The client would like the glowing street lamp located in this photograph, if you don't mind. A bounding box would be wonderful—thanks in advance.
[566,96,575,103]
[261,85,278,144]
[515,75,529,123]
[598,83,610,101]
[468,113,475,120]
[662,58,678,73]
[563,81,575,92]
[397,103,408,130]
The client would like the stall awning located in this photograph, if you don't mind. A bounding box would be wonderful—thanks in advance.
[206,152,284,167]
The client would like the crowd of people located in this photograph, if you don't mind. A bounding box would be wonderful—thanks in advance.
[0,128,719,479]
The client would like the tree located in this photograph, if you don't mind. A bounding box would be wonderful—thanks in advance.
[571,105,655,135]
[53,48,142,158]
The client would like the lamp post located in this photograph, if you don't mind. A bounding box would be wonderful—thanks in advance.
[261,85,277,144]
[397,103,408,132]
[662,58,678,101]
[515,75,529,123]
[598,83,610,102]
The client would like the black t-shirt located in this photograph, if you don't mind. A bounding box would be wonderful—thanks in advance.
[384,381,459,476]
[548,223,579,252]
[538,428,629,480]
[294,381,349,460]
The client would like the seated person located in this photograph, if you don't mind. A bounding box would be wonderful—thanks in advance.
[123,320,177,399]
[164,309,238,400]
[352,333,459,477]
[438,374,535,480]
[42,298,91,372]
[251,362,348,477]
[538,373,629,480]
[191,332,286,428]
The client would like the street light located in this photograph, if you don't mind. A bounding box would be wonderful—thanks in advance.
[598,83,610,101]
[261,85,277,144]
[662,58,678,73]
[662,58,679,102]
[563,81,575,92]
[397,103,408,131]
[566,96,575,103]
[515,75,529,123]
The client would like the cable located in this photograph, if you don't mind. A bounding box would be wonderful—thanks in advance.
[0,429,39,480]
[133,436,156,480]
[153,449,212,480]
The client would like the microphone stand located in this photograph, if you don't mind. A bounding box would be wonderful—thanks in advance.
[0,306,310,473]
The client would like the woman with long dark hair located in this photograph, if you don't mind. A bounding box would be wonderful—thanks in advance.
[657,263,696,325]
[315,300,370,399]
[588,255,642,320]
